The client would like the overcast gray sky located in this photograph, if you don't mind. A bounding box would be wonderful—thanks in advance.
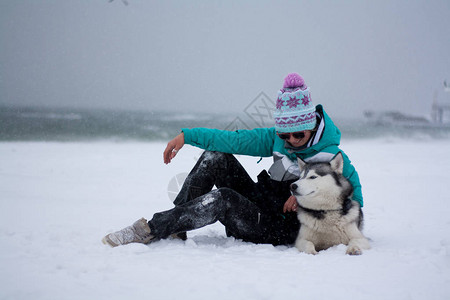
[0,0,449,118]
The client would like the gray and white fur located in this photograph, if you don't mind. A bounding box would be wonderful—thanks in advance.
[290,152,370,255]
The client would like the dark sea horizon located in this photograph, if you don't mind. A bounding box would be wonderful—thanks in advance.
[1,104,450,142]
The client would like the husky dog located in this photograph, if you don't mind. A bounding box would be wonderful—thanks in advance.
[290,153,370,255]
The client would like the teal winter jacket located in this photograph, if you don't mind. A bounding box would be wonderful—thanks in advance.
[182,105,363,207]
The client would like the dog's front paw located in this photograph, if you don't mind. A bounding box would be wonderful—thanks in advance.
[346,237,370,255]
[295,239,318,255]
[346,245,362,255]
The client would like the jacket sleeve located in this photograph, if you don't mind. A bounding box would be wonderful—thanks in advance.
[340,151,364,207]
[182,127,275,157]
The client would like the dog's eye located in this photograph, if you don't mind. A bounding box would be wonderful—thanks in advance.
[308,175,317,179]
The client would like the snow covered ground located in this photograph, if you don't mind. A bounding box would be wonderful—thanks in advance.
[1,139,449,300]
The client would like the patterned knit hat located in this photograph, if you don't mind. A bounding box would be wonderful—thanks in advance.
[274,73,316,133]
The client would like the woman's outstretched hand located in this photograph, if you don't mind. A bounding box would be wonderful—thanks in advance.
[163,133,185,164]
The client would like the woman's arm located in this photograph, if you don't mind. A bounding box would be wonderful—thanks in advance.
[182,127,275,157]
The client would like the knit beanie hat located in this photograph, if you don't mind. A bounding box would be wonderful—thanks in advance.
[274,73,316,133]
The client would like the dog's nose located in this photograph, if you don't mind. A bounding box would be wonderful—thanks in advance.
[290,183,297,191]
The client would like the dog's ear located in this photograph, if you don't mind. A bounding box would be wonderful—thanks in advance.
[297,157,307,171]
[330,152,344,174]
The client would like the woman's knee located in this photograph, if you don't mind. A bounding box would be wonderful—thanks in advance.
[196,151,236,173]
[201,150,240,163]
[199,151,231,163]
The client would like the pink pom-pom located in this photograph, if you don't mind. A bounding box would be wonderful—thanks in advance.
[283,73,305,89]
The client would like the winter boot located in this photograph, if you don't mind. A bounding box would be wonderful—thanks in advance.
[102,218,155,247]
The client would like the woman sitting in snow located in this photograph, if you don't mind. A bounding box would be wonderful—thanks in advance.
[102,73,363,247]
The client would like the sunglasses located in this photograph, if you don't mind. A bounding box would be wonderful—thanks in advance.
[277,131,306,140]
